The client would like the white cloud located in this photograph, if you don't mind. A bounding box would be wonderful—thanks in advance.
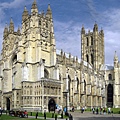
[0,0,33,9]
[101,8,120,64]
[54,20,81,58]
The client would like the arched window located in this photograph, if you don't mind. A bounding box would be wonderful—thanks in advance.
[87,37,89,46]
[84,80,86,94]
[12,54,17,65]
[91,36,93,45]
[39,20,41,25]
[59,74,61,81]
[107,84,113,107]
[44,69,49,78]
[77,78,79,91]
[91,54,94,65]
[86,54,89,63]
[108,74,112,80]
[68,75,71,101]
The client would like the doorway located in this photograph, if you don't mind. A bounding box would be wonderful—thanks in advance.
[48,98,56,112]
[6,98,10,110]
[107,84,113,107]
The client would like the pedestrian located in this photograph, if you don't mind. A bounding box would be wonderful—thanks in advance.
[36,112,38,119]
[92,107,95,114]
[100,107,102,114]
[0,106,1,116]
[96,107,98,114]
[44,112,46,119]
[108,107,111,114]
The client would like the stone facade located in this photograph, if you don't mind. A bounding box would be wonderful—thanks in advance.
[0,0,119,111]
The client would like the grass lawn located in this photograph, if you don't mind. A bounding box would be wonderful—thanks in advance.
[0,114,44,120]
[0,112,68,120]
[28,111,68,118]
[111,108,120,114]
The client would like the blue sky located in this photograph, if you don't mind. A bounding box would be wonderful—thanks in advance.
[0,0,120,65]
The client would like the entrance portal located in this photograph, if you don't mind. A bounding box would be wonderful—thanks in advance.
[48,98,56,112]
[107,84,113,107]
[6,98,10,110]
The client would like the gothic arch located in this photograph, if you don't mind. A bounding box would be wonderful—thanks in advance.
[108,74,112,80]
[59,74,61,81]
[87,37,89,46]
[44,69,49,78]
[91,54,94,65]
[68,75,71,101]
[84,80,86,94]
[6,97,10,110]
[91,36,93,45]
[48,98,56,112]
[107,84,113,107]
[10,54,17,66]
[77,77,79,91]
[86,54,89,63]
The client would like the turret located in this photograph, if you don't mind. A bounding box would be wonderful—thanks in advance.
[114,51,118,68]
[46,4,52,19]
[22,6,29,21]
[81,25,85,34]
[3,24,8,38]
[17,26,21,35]
[31,0,38,14]
[93,22,98,32]
[9,18,14,33]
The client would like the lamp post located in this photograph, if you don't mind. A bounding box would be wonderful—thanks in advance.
[63,91,68,115]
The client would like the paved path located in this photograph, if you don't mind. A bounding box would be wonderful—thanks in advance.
[69,111,120,120]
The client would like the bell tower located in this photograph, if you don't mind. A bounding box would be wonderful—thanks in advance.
[81,23,104,70]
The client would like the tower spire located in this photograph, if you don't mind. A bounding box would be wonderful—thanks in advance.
[46,4,52,19]
[17,26,21,35]
[93,22,98,31]
[22,6,29,21]
[9,17,14,33]
[114,51,118,61]
[31,0,38,14]
[3,23,8,37]
[81,24,85,34]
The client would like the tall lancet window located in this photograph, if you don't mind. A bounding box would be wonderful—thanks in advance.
[59,74,61,81]
[12,54,17,88]
[87,37,89,46]
[44,69,49,78]
[22,62,28,81]
[91,54,94,65]
[86,54,89,63]
[91,36,93,45]
[84,80,86,94]
[108,74,112,80]
[68,75,72,102]
[77,78,79,92]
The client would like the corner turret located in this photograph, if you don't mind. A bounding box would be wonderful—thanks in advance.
[81,25,85,34]
[31,0,38,14]
[3,24,8,38]
[17,26,21,35]
[114,51,118,68]
[46,4,52,19]
[93,22,98,32]
[22,6,29,21]
[9,18,14,33]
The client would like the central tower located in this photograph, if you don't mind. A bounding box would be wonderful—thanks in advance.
[81,23,104,70]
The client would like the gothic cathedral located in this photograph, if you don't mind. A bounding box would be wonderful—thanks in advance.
[0,0,119,111]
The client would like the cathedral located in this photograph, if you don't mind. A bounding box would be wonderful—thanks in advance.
[0,0,119,112]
